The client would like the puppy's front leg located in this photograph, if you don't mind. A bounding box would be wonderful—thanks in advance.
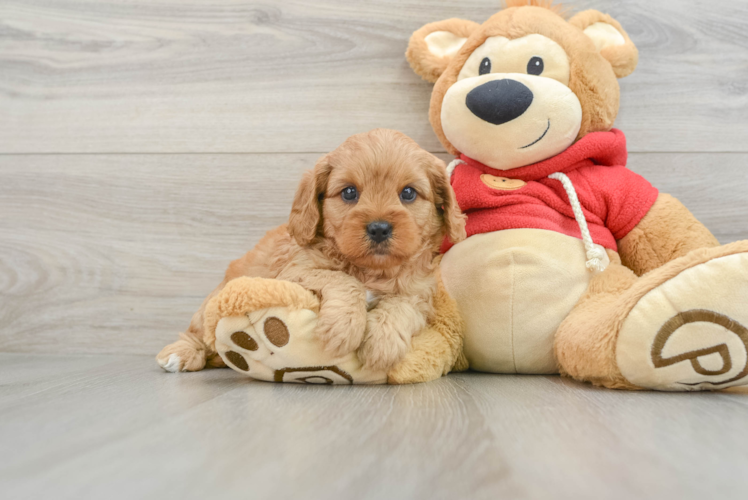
[314,275,368,357]
[279,267,368,358]
[358,296,428,372]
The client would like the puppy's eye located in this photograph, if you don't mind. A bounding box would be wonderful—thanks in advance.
[400,187,417,204]
[341,186,358,203]
[479,57,491,76]
[527,56,544,76]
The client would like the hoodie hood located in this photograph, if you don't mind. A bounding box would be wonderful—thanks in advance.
[442,128,658,253]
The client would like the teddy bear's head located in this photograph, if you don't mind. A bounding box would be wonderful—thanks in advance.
[406,0,638,171]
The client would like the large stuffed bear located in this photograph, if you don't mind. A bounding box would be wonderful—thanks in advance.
[399,0,748,391]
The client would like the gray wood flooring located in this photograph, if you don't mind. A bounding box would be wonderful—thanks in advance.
[2,1,748,498]
[1,354,747,500]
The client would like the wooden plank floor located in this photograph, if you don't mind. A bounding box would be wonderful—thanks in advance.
[0,353,746,500]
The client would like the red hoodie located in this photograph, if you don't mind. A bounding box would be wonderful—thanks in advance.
[442,129,659,253]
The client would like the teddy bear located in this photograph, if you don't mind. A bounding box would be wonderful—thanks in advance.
[398,0,748,391]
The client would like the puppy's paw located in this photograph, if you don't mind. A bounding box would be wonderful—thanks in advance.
[315,301,367,358]
[156,336,207,372]
[157,353,183,373]
[358,333,410,372]
[357,312,411,372]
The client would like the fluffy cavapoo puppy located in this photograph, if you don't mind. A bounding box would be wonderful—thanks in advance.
[157,129,466,373]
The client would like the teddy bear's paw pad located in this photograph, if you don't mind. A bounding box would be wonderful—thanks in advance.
[223,349,250,372]
[214,306,352,382]
[214,307,387,384]
[617,252,748,391]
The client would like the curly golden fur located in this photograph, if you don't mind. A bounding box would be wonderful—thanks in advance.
[157,129,466,372]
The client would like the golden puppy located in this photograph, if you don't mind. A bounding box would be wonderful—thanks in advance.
[157,129,466,373]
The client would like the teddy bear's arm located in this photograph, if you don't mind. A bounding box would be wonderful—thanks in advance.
[617,193,720,276]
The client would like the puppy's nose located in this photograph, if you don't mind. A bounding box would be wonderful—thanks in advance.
[466,79,534,125]
[366,221,392,243]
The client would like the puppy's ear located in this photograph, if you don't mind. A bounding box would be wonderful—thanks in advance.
[406,19,480,83]
[426,157,467,244]
[569,10,638,78]
[288,156,332,246]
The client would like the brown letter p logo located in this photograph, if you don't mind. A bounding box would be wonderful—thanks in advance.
[652,309,748,387]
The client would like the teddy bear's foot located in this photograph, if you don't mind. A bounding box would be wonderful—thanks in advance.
[215,307,358,384]
[617,244,748,391]
[205,277,387,384]
[156,331,208,372]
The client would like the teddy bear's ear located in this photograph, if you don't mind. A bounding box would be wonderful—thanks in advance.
[569,10,639,78]
[406,19,481,83]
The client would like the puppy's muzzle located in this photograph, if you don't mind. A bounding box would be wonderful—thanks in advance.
[366,221,393,244]
[466,79,534,125]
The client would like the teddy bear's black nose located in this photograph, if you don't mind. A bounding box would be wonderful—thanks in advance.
[367,221,393,243]
[466,79,534,125]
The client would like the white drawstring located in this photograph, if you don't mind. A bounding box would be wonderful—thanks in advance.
[548,172,609,273]
[446,159,465,178]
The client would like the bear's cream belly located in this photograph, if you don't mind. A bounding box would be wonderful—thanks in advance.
[440,229,596,374]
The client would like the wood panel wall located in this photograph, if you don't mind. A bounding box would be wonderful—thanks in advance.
[1,0,746,355]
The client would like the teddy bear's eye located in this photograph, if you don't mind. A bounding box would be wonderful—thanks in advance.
[479,57,491,76]
[527,56,544,76]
